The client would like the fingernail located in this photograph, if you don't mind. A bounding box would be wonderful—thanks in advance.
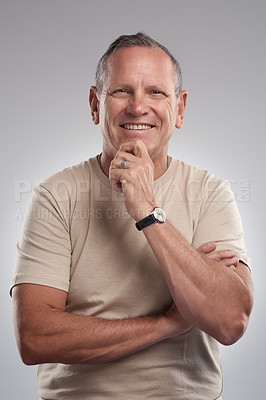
[225,250,235,256]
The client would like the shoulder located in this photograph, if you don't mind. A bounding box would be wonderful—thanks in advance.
[36,158,96,202]
[173,158,225,183]
[171,159,231,201]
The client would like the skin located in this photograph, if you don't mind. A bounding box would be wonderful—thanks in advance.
[13,244,238,365]
[106,139,253,344]
[90,46,253,344]
[89,46,187,182]
[13,46,253,366]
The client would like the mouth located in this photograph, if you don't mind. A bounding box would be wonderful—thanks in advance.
[120,124,154,130]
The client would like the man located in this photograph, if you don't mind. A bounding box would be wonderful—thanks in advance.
[11,33,253,399]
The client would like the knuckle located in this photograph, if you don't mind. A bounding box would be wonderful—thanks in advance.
[138,163,145,172]
[128,169,136,179]
[109,169,116,179]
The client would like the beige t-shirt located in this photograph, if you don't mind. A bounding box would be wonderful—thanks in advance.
[11,157,250,400]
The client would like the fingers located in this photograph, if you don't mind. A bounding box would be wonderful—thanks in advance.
[206,250,238,267]
[218,257,238,268]
[109,143,153,194]
[109,168,127,192]
[206,249,236,262]
[206,250,230,260]
[109,144,151,175]
[109,142,155,220]
[119,140,150,158]
[197,242,216,254]
[109,152,135,192]
[198,243,239,270]
[110,151,136,170]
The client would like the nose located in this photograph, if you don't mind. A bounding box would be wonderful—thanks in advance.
[125,92,149,116]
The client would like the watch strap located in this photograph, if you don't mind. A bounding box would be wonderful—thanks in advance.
[135,214,157,231]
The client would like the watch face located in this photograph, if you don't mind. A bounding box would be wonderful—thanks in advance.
[153,207,166,222]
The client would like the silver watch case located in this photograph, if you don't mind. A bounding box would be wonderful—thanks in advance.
[151,207,166,223]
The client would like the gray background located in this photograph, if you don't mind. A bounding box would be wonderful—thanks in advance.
[1,0,265,398]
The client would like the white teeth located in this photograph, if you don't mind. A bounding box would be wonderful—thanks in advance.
[122,124,152,130]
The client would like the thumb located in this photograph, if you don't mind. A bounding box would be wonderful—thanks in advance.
[197,242,216,254]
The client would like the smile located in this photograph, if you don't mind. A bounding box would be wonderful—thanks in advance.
[121,124,153,130]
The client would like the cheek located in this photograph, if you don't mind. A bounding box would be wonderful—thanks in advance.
[167,104,178,126]
[156,101,176,123]
[104,104,123,129]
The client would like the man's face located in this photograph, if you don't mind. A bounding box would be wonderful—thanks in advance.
[90,46,187,162]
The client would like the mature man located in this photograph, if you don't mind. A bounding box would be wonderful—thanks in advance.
[11,33,253,400]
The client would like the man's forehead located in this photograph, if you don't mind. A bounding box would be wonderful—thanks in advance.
[104,46,175,82]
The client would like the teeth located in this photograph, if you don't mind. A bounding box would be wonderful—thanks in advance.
[122,124,152,130]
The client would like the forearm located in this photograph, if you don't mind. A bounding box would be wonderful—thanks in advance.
[14,296,181,365]
[143,220,254,344]
[24,312,165,365]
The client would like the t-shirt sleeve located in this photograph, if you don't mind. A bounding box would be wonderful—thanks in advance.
[10,184,72,295]
[192,179,251,270]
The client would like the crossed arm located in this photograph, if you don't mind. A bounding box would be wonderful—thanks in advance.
[12,242,247,366]
[109,141,253,344]
[142,222,253,345]
[12,141,254,365]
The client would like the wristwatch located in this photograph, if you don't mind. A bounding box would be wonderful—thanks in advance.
[135,207,166,231]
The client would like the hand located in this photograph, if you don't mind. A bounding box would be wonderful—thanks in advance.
[197,242,238,270]
[109,141,156,221]
[161,302,192,337]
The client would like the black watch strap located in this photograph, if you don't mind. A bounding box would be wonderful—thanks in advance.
[135,214,157,231]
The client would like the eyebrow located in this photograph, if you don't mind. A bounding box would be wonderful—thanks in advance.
[108,83,170,92]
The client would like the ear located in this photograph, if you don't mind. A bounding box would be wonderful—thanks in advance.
[175,90,188,129]
[89,86,100,125]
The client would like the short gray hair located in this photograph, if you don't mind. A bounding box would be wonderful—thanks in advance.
[95,32,183,97]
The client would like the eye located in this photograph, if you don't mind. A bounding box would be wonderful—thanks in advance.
[149,89,166,98]
[115,88,131,94]
[111,88,131,97]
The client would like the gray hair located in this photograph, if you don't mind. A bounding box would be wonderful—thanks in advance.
[95,32,183,97]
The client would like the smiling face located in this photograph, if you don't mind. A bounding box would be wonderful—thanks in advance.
[89,46,187,168]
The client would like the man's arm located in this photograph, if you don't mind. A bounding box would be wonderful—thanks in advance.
[109,141,254,345]
[12,283,191,365]
[142,221,253,345]
[12,244,235,365]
